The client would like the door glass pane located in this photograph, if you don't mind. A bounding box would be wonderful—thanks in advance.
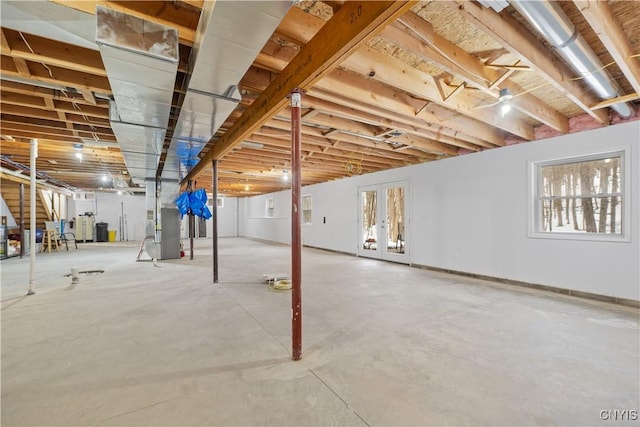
[361,190,377,251]
[386,187,404,254]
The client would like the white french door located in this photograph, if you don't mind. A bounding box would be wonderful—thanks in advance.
[357,181,409,263]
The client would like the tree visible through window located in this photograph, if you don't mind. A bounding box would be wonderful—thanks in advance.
[535,152,623,235]
[302,195,312,224]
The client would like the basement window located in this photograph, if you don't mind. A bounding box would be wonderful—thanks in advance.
[531,150,629,241]
[266,198,274,218]
[302,195,312,224]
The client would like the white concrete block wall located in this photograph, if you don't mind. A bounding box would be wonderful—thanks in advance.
[238,121,640,301]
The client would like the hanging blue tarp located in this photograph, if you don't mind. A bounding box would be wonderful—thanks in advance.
[175,188,212,219]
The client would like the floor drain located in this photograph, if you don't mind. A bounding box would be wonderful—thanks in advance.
[63,269,105,277]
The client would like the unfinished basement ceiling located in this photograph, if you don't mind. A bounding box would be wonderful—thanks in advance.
[1,0,639,196]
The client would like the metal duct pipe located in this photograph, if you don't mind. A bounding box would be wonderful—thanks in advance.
[97,6,179,183]
[161,1,292,184]
[510,0,634,118]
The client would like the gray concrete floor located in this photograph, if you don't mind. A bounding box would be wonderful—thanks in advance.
[1,238,639,426]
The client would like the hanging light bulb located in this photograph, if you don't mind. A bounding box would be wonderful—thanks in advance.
[283,169,289,181]
[499,88,513,117]
[75,152,83,161]
[244,184,250,191]
[500,103,512,117]
[101,174,109,182]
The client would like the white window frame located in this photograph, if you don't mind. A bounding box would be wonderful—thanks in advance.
[528,148,631,242]
[266,197,274,218]
[302,195,312,225]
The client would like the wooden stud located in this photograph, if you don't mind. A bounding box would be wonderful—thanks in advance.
[574,0,640,97]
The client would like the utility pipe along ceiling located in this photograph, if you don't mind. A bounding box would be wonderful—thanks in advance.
[0,0,638,196]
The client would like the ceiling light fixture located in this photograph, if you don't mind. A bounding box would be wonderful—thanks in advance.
[282,169,289,181]
[499,88,513,117]
[239,141,264,149]
[498,88,513,102]
[102,174,109,182]
[500,103,512,117]
[75,152,83,161]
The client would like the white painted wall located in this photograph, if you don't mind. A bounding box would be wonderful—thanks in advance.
[180,197,239,239]
[69,193,146,241]
[212,196,238,238]
[238,191,292,244]
[238,121,640,301]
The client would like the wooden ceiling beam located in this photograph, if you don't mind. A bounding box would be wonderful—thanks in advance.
[574,0,640,97]
[590,93,640,110]
[229,148,405,170]
[274,6,326,46]
[2,143,124,171]
[0,29,10,55]
[1,81,109,108]
[183,1,417,186]
[1,91,109,119]
[261,119,440,161]
[1,55,112,94]
[0,114,111,133]
[343,47,534,140]
[302,94,493,150]
[12,57,31,77]
[316,69,505,146]
[385,14,569,133]
[294,111,475,153]
[217,66,495,150]
[2,28,106,77]
[450,1,608,124]
[0,124,82,142]
[243,135,417,167]
[323,1,346,14]
[0,104,111,128]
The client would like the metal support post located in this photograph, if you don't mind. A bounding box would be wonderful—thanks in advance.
[290,88,303,360]
[28,139,37,295]
[212,159,219,283]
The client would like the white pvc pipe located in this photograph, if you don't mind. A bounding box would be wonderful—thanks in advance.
[28,139,37,295]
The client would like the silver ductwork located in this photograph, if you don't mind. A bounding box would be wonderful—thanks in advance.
[510,0,634,118]
[97,6,179,185]
[161,1,292,184]
[97,6,180,258]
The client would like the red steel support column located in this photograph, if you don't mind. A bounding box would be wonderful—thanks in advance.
[290,88,303,361]
[212,159,219,283]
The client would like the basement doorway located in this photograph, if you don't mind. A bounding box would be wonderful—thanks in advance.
[358,180,409,264]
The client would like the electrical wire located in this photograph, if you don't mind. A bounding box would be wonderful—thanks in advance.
[18,31,54,79]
